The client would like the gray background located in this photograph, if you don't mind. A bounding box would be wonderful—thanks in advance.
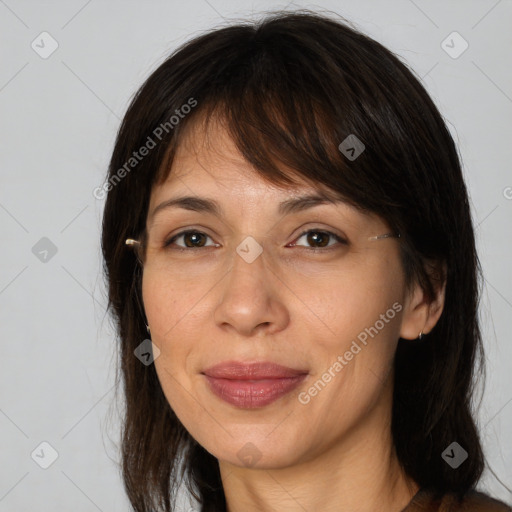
[0,0,511,510]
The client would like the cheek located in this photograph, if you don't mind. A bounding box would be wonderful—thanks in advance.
[141,269,200,389]
[142,271,199,423]
[294,265,404,432]
[299,255,404,340]
[299,256,405,408]
[141,267,205,337]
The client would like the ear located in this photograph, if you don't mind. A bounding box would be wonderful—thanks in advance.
[400,261,447,340]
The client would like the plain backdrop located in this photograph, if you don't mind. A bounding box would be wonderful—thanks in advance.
[0,1,511,510]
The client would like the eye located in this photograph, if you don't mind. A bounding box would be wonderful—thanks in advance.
[164,230,219,250]
[288,229,348,251]
[162,228,347,252]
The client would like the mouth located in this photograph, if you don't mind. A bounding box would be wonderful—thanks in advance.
[201,361,308,408]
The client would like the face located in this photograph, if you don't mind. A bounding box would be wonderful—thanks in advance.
[141,117,411,470]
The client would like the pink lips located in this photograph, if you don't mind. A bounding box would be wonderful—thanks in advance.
[202,361,308,408]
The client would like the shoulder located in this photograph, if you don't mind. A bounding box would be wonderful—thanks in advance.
[409,489,511,512]
[442,490,512,512]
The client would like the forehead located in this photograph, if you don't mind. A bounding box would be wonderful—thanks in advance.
[155,114,337,200]
[169,118,282,188]
[142,127,390,240]
[147,113,385,231]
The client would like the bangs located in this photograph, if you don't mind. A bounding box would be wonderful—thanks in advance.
[154,29,386,215]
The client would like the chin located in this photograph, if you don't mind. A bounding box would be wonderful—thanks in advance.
[193,423,310,470]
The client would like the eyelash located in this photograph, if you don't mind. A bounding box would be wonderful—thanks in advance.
[163,229,348,253]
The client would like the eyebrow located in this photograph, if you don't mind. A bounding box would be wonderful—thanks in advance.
[149,191,345,222]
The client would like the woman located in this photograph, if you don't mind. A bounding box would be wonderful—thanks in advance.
[101,10,511,512]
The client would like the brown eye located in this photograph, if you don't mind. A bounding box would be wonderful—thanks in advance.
[164,230,218,250]
[289,230,347,250]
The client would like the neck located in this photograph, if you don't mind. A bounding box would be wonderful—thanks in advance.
[219,378,419,512]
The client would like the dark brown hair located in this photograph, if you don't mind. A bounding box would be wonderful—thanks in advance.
[102,10,487,512]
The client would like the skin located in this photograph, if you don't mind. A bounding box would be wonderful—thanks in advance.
[141,116,445,512]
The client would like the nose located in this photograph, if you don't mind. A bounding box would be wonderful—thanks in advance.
[213,243,289,337]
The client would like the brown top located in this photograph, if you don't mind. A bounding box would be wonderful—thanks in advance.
[402,489,512,512]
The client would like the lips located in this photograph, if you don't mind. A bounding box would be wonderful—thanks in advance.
[202,361,308,408]
[203,361,307,379]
